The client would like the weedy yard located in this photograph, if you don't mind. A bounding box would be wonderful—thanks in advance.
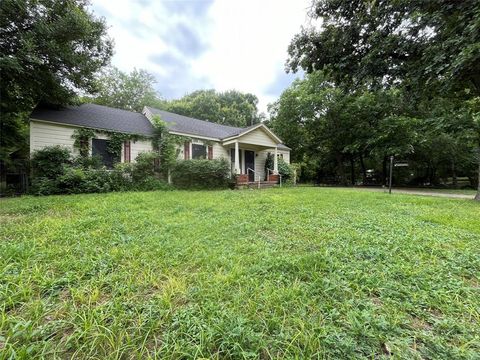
[0,188,479,359]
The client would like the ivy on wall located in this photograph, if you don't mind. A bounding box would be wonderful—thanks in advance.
[150,115,185,173]
[72,128,148,159]
[72,128,96,157]
[71,116,184,175]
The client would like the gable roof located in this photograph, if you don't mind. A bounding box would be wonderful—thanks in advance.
[31,103,155,136]
[222,123,282,144]
[144,107,290,149]
[144,107,244,139]
[30,103,291,150]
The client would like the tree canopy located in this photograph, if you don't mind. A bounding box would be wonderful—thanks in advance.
[283,0,480,199]
[161,89,263,127]
[88,67,163,112]
[287,0,480,96]
[0,0,113,188]
[1,0,113,112]
[89,73,263,128]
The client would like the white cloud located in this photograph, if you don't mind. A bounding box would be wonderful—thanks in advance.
[90,0,309,113]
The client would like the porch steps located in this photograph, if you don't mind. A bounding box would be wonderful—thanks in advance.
[246,181,278,189]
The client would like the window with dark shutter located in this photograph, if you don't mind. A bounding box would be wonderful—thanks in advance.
[124,140,131,163]
[192,144,207,159]
[92,139,120,169]
[79,138,89,157]
[207,145,213,160]
[184,141,190,160]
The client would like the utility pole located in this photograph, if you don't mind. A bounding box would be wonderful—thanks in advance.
[389,155,394,194]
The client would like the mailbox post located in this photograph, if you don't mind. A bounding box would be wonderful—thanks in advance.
[389,156,394,194]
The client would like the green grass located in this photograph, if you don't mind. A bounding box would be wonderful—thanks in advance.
[1,188,479,359]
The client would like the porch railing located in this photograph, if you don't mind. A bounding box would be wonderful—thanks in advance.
[266,168,282,187]
[247,168,261,189]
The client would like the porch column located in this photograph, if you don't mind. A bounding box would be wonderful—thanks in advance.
[234,141,240,174]
[274,146,278,174]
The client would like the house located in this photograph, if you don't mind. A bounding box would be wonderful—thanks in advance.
[30,103,290,183]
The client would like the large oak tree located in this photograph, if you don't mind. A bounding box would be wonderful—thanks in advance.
[0,0,113,189]
[287,0,480,199]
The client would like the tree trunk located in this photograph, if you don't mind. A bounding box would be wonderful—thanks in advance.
[350,156,355,185]
[382,157,387,186]
[451,160,457,188]
[475,150,480,201]
[0,160,6,196]
[359,154,367,184]
[335,153,347,185]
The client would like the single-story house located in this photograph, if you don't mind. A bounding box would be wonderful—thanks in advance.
[30,103,290,182]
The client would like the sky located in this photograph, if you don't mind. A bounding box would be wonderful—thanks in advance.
[89,0,310,114]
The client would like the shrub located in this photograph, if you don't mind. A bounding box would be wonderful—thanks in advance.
[82,169,113,193]
[132,151,160,181]
[111,163,134,191]
[29,177,59,196]
[30,146,71,179]
[29,149,172,196]
[57,167,87,194]
[72,155,103,169]
[171,159,231,189]
[278,158,293,181]
[134,177,173,191]
[264,152,274,180]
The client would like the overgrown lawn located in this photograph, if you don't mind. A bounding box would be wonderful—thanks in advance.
[1,188,479,358]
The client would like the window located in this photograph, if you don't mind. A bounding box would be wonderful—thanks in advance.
[92,139,120,168]
[192,144,207,159]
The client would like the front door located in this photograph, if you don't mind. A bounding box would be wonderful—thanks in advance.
[244,150,255,181]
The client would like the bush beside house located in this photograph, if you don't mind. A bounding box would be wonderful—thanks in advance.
[29,146,172,195]
[264,152,296,184]
[171,159,232,189]
[29,146,232,195]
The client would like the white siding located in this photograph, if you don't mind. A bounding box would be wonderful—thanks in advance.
[256,150,268,180]
[279,150,290,163]
[254,149,290,180]
[176,143,185,160]
[30,121,77,154]
[130,139,153,162]
[31,120,153,163]
[212,141,229,160]
[237,128,277,147]
[174,137,229,160]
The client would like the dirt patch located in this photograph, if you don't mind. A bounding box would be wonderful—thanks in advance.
[463,276,479,289]
[411,317,433,331]
[371,296,383,307]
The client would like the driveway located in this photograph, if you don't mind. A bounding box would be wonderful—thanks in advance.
[328,186,477,200]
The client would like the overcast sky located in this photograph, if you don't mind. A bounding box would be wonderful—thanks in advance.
[89,0,310,114]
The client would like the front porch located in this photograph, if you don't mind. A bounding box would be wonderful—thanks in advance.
[226,140,280,187]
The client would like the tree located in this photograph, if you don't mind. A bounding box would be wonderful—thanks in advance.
[162,89,262,127]
[286,0,480,199]
[0,0,113,190]
[89,67,163,112]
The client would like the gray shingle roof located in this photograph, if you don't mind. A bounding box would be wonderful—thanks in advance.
[30,103,290,150]
[145,107,244,139]
[277,143,291,150]
[30,103,155,136]
[145,108,290,150]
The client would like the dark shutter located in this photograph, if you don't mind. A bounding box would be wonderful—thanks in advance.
[78,138,89,157]
[184,141,190,160]
[124,140,131,163]
[208,145,213,160]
